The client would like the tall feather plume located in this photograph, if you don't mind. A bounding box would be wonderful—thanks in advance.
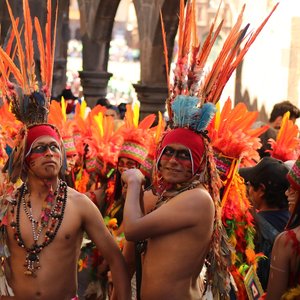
[177,0,185,60]
[4,19,21,80]
[159,10,170,95]
[200,3,279,104]
[45,0,52,93]
[34,18,46,86]
[0,0,58,126]
[5,0,27,91]
[23,0,35,87]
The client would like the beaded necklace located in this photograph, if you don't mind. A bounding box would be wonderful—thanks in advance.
[10,180,68,277]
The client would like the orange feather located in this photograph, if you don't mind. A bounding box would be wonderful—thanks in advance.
[34,18,46,86]
[5,0,27,91]
[159,10,170,95]
[177,0,185,60]
[0,48,23,85]
[138,114,156,129]
[23,0,35,83]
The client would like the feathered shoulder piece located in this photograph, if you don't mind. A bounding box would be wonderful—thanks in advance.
[208,98,269,166]
[161,0,278,133]
[0,0,57,126]
[268,111,300,161]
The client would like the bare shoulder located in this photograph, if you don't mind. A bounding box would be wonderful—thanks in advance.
[67,186,94,206]
[143,190,158,214]
[273,230,295,252]
[173,186,214,210]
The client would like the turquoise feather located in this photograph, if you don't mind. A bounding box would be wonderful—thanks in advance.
[171,95,216,131]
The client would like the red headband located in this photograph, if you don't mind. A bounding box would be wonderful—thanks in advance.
[26,125,60,155]
[157,128,205,174]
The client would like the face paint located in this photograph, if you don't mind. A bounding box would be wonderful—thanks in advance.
[31,143,61,154]
[158,144,193,184]
[160,146,192,164]
[27,143,61,163]
[118,157,139,174]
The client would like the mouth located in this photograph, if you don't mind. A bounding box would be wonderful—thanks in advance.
[43,161,57,166]
[165,167,181,173]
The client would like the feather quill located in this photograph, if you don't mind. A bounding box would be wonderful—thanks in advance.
[160,10,170,95]
[5,0,27,92]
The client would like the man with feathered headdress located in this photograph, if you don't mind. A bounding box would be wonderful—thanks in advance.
[121,0,278,299]
[0,1,131,299]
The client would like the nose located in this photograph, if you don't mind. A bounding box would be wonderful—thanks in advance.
[168,154,178,163]
[118,166,128,174]
[44,146,54,156]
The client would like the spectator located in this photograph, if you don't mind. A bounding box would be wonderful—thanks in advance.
[118,103,127,120]
[96,97,111,108]
[59,88,78,115]
[258,101,300,158]
[239,157,290,290]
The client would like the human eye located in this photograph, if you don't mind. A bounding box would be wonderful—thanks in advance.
[163,147,174,157]
[49,144,60,152]
[177,150,190,160]
[31,145,46,153]
[127,162,137,169]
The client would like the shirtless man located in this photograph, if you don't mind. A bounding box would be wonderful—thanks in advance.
[0,124,131,300]
[122,128,216,300]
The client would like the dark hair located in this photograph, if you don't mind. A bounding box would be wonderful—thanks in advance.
[60,88,77,101]
[269,100,300,122]
[96,97,110,108]
[118,103,127,119]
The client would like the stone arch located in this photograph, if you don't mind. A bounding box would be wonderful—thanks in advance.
[132,0,182,118]
[77,0,121,106]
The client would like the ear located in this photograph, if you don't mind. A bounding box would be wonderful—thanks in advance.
[257,183,266,196]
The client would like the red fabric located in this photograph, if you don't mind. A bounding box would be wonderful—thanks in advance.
[157,128,205,174]
[26,125,60,154]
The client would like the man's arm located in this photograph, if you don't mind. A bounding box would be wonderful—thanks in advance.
[79,193,131,300]
[122,169,215,241]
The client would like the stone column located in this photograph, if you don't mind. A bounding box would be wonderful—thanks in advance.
[133,83,168,121]
[79,70,112,107]
[52,58,68,97]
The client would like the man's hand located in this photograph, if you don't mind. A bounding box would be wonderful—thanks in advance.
[121,168,145,186]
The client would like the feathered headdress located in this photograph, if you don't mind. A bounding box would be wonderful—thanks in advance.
[48,99,78,156]
[0,0,58,183]
[118,103,156,166]
[163,0,278,129]
[159,1,278,297]
[140,111,166,178]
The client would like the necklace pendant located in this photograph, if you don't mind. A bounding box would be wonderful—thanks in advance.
[24,252,40,277]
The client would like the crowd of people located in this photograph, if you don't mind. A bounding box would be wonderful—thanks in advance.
[0,1,299,300]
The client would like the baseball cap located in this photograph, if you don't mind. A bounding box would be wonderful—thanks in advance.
[239,157,289,190]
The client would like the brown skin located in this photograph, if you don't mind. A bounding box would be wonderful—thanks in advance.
[266,187,300,299]
[122,143,215,300]
[3,136,131,300]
